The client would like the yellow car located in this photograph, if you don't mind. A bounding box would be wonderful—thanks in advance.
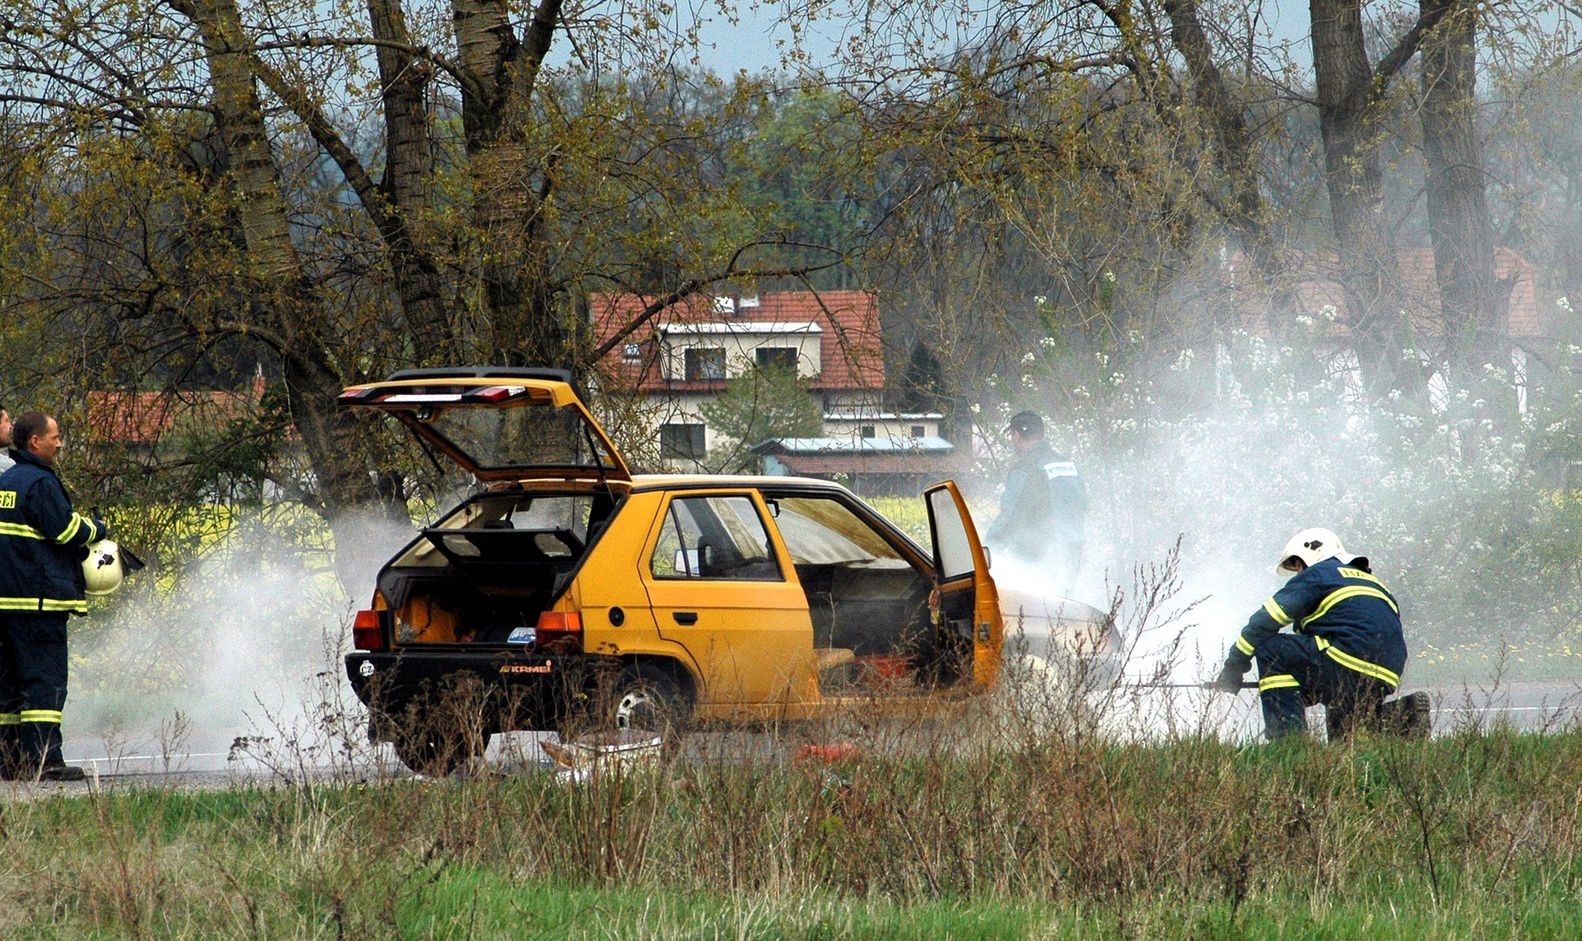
[341,367,1111,772]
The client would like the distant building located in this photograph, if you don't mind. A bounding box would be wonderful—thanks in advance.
[593,290,948,479]
[1226,247,1544,343]
[1224,246,1552,410]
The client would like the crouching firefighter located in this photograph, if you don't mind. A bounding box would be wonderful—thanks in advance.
[1212,528,1408,741]
[0,413,107,782]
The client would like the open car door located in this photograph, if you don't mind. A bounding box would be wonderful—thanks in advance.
[337,367,631,484]
[924,481,1003,688]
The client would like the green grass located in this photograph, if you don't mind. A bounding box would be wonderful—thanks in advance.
[4,727,1581,939]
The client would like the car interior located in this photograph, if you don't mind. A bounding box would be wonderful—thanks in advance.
[378,491,617,644]
[763,493,960,690]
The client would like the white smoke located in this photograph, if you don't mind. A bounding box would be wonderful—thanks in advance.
[65,508,417,772]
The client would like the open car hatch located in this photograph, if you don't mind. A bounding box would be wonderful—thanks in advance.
[338,367,632,483]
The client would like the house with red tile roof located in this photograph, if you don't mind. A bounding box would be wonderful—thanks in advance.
[84,371,270,450]
[1228,247,1547,346]
[592,290,949,474]
[1222,247,1557,410]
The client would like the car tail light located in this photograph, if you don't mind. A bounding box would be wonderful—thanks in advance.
[469,385,521,403]
[352,609,386,651]
[535,610,583,653]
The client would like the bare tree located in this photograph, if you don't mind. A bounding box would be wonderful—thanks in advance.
[1308,0,1450,395]
[0,0,840,587]
[1418,0,1507,399]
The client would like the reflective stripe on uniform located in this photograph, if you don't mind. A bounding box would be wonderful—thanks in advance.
[1263,597,1293,626]
[0,522,44,540]
[1235,635,1256,656]
[0,597,87,613]
[1314,636,1401,689]
[1301,586,1399,629]
[19,710,62,724]
[0,713,19,726]
[1259,674,1301,692]
[55,514,81,544]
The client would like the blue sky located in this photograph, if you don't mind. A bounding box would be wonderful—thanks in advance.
[684,0,1317,75]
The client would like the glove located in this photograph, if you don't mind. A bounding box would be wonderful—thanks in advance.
[1209,663,1247,693]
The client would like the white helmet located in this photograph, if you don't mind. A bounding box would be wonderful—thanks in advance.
[1276,527,1357,574]
[82,540,125,595]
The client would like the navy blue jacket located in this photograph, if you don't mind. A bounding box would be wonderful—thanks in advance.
[1224,556,1407,689]
[0,448,107,614]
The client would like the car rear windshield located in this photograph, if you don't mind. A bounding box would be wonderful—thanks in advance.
[390,494,600,568]
[421,403,621,474]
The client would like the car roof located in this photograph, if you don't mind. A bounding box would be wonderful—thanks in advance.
[629,473,855,493]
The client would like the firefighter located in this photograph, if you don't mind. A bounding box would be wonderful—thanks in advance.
[985,410,1088,591]
[1213,527,1407,740]
[0,412,107,781]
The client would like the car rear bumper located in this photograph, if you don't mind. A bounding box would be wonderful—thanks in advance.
[346,649,590,733]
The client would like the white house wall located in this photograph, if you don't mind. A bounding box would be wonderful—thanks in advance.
[660,327,823,380]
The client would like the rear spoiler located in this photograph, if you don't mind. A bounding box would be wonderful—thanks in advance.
[384,366,579,394]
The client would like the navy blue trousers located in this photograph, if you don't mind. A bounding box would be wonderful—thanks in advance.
[1255,633,1391,740]
[0,611,70,770]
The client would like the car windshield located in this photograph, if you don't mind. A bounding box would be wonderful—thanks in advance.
[769,496,906,565]
[421,403,620,474]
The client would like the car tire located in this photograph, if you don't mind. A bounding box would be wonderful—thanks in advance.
[380,695,494,776]
[390,728,469,776]
[599,667,690,756]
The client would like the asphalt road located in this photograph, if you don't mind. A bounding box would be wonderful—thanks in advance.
[2,681,1575,796]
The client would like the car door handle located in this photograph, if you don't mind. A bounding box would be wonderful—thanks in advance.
[672,611,698,625]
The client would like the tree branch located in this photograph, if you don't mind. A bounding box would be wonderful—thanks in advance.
[1370,2,1455,105]
[590,247,847,360]
[251,34,482,102]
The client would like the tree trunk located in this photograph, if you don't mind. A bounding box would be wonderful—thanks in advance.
[1420,0,1507,397]
[1310,0,1418,397]
[1163,0,1292,326]
[452,0,566,365]
[367,0,453,353]
[177,0,394,589]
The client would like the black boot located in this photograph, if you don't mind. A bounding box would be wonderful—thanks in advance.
[1380,692,1432,739]
[37,762,86,782]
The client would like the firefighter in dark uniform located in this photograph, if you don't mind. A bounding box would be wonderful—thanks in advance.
[0,412,106,781]
[1214,527,1407,740]
[985,410,1088,590]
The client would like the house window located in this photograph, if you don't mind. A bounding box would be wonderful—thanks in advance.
[660,423,706,459]
[910,425,925,438]
[755,347,797,371]
[622,343,642,363]
[860,425,876,439]
[684,347,726,381]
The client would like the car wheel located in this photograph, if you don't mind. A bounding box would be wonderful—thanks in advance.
[605,668,690,754]
[390,728,468,776]
[381,699,494,776]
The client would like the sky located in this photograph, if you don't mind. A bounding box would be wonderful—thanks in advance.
[682,0,1317,75]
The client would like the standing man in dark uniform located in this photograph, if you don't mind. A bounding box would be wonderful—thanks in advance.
[0,412,106,781]
[1213,527,1408,740]
[985,410,1089,592]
